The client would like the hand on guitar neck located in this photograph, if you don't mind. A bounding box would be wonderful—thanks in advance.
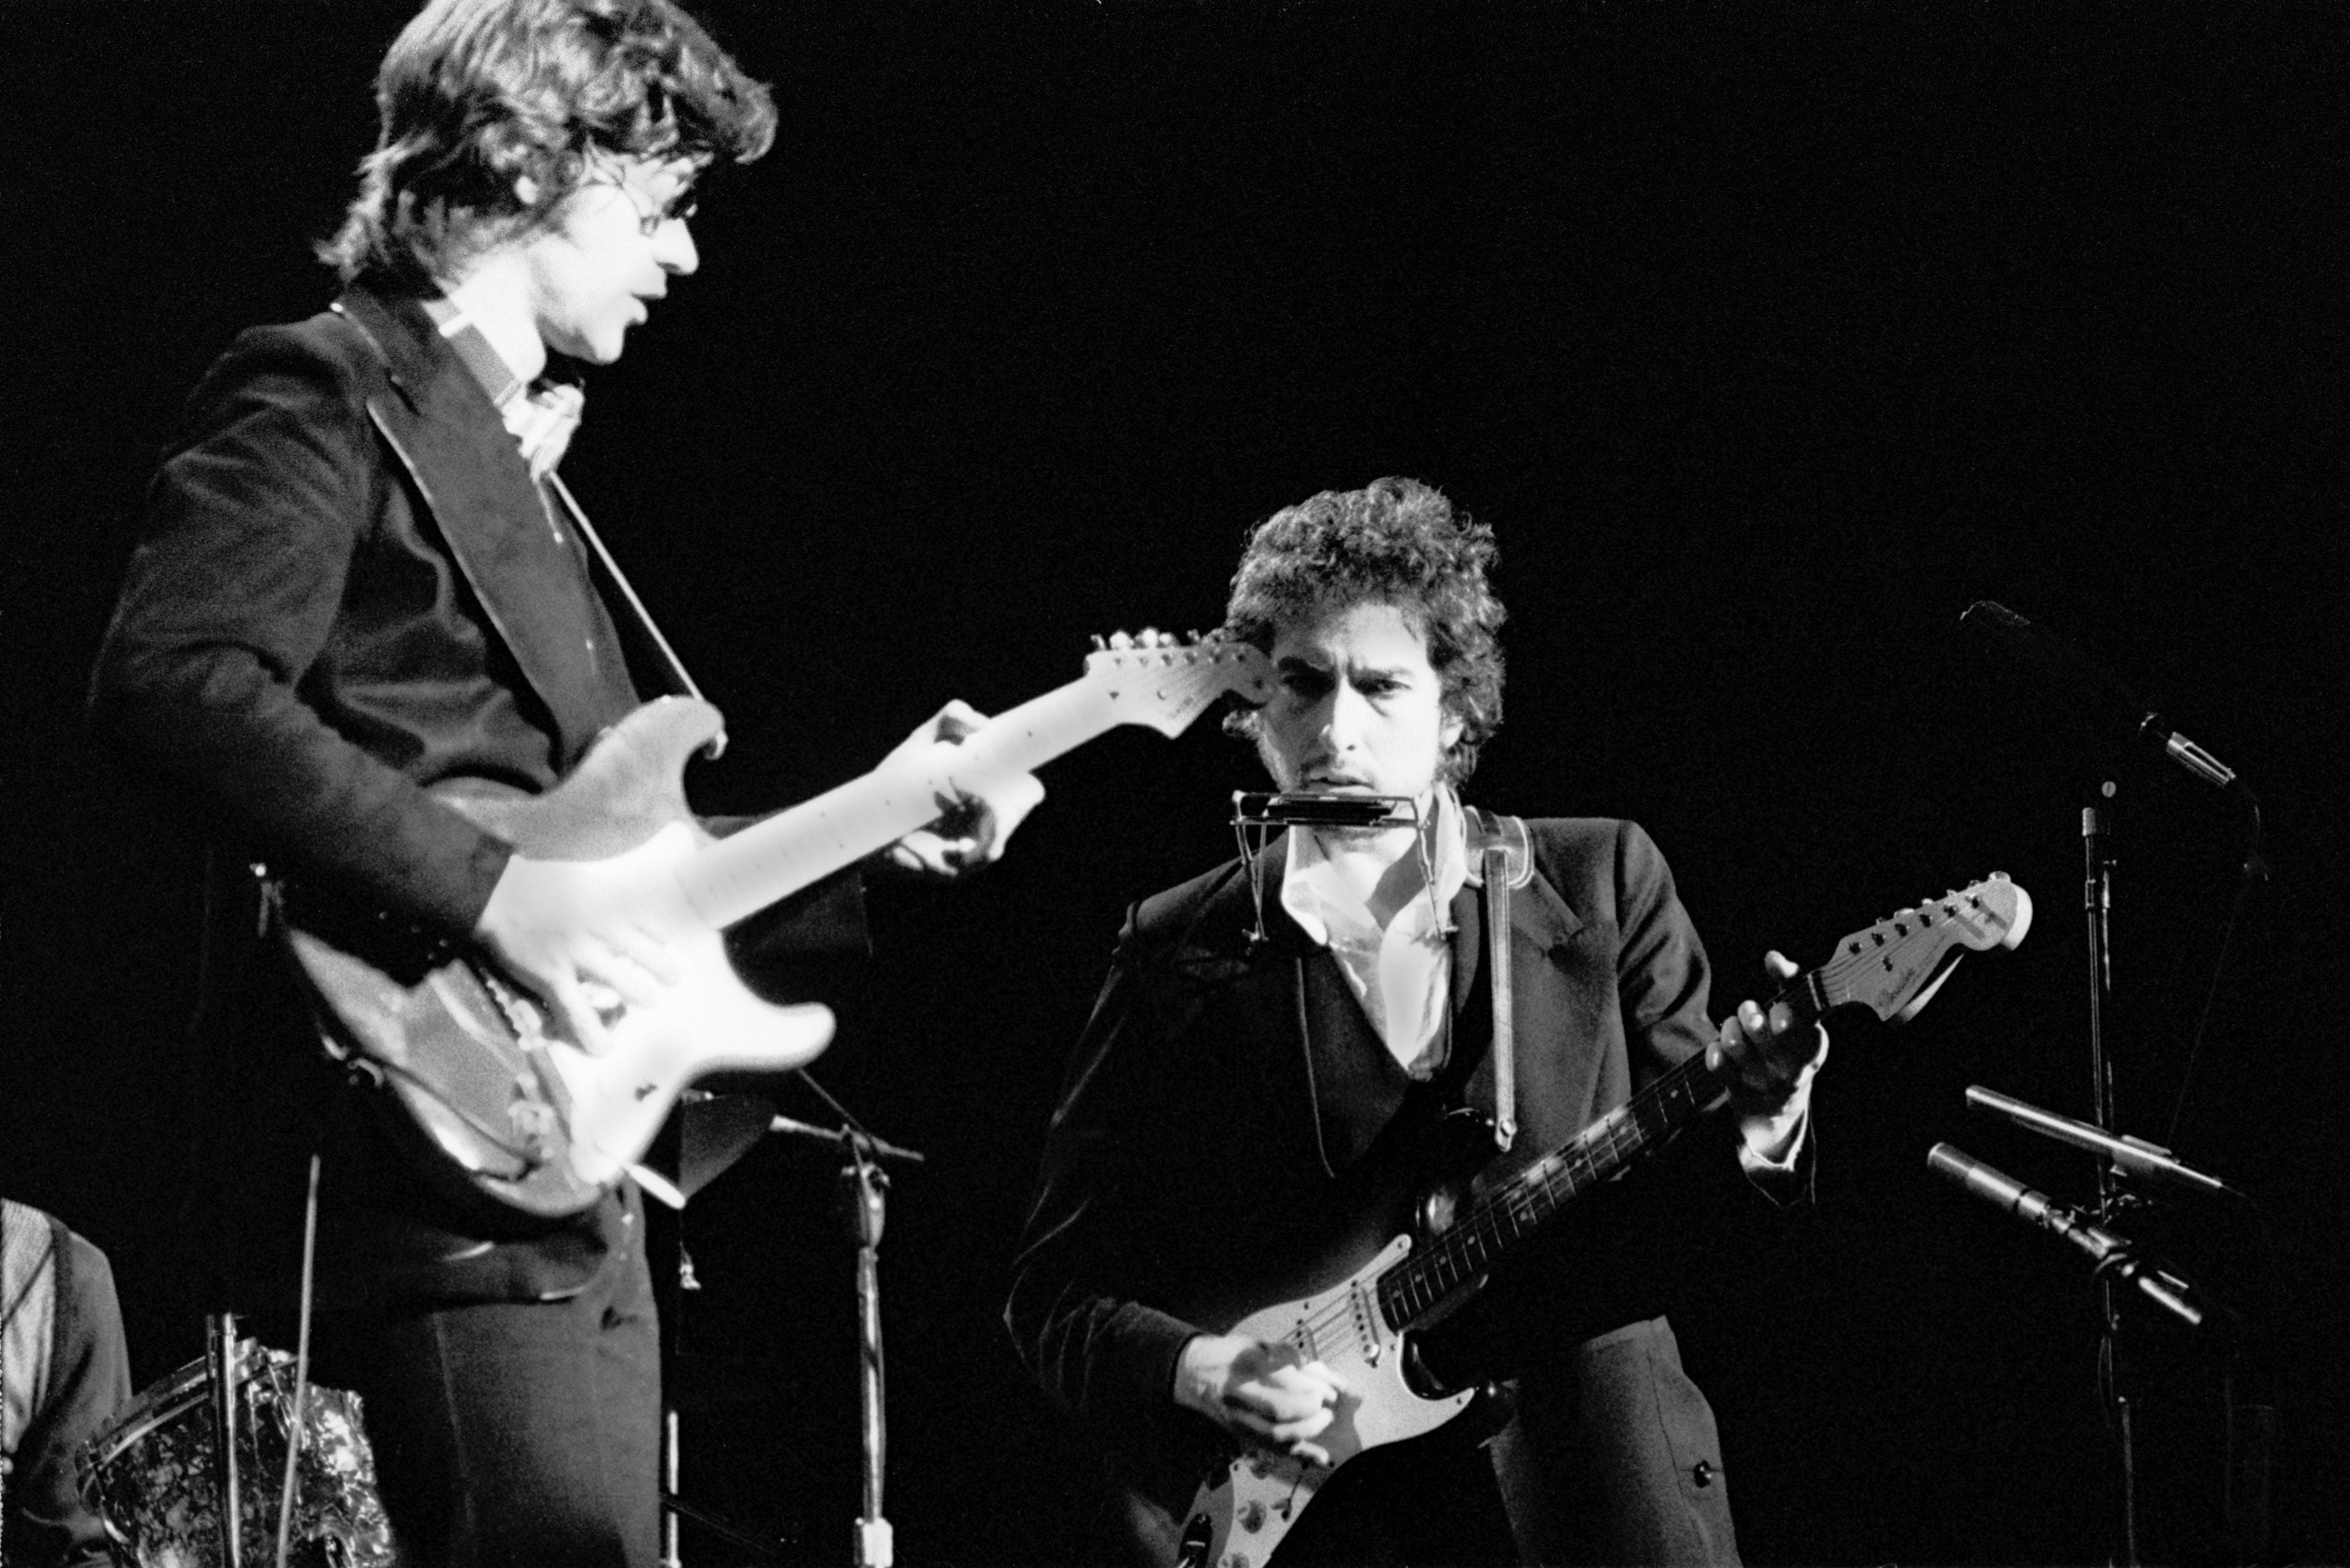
[874,699,1048,880]
[1710,949,1834,1165]
[474,698,1045,1051]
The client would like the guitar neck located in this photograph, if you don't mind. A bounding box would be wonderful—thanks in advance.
[676,676,1118,929]
[1378,975,1829,1331]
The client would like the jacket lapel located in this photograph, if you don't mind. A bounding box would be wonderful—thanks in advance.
[335,287,624,761]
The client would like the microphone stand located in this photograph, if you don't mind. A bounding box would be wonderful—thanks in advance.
[651,1087,924,1568]
[774,1075,925,1568]
[843,1137,894,1568]
[1966,1085,2274,1563]
[2080,784,2140,1567]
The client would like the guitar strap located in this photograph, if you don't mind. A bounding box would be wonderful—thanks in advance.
[1467,807,1534,1152]
[389,299,726,758]
[544,472,727,760]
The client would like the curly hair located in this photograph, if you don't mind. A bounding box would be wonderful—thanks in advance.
[318,0,776,285]
[1222,476,1506,785]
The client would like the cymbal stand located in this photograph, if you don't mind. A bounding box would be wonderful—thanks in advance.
[206,1311,244,1568]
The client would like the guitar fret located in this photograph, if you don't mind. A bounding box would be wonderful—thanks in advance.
[682,681,1113,929]
[1204,878,2029,1568]
[1385,1057,1728,1326]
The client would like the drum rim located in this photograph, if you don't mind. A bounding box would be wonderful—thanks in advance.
[79,1339,290,1474]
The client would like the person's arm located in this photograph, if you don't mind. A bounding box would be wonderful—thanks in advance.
[1005,923,1204,1444]
[88,324,509,933]
[9,1223,133,1568]
[1005,906,1350,1471]
[1613,821,1823,1195]
[90,325,689,1041]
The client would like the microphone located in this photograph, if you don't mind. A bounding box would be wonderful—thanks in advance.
[1959,600,2238,790]
[1927,1143,2220,1331]
[770,1115,926,1164]
[1965,1085,2241,1202]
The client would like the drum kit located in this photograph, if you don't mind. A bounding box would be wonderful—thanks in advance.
[71,1088,907,1567]
[76,1334,393,1568]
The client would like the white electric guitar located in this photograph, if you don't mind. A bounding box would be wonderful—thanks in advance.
[282,631,1271,1219]
[1170,873,2033,1568]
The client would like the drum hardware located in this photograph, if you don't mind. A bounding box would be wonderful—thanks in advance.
[77,1337,395,1568]
[206,1314,243,1567]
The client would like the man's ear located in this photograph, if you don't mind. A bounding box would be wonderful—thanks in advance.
[1440,711,1465,754]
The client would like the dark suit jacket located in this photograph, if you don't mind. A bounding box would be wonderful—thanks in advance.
[90,284,863,1313]
[1007,817,1776,1564]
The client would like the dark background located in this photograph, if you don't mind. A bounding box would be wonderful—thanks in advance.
[7,2,2346,1563]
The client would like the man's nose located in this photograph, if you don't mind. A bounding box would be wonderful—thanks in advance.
[1319,683,1365,748]
[656,220,699,276]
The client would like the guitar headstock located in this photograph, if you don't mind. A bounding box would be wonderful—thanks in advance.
[1812,872,2034,1025]
[1084,629,1274,737]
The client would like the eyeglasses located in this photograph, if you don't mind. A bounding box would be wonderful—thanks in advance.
[585,163,698,236]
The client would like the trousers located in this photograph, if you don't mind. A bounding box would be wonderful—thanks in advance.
[338,1230,661,1567]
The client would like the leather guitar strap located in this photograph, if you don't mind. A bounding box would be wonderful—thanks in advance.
[1470,807,1534,1153]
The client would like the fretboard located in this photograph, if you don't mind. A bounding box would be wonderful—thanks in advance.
[673,677,1118,930]
[1377,979,1825,1331]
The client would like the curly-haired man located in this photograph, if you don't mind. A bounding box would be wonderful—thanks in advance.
[91,2,1035,1561]
[1008,477,1826,1564]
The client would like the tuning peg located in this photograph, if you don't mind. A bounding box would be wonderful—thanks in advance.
[1109,630,1134,650]
[1090,634,1107,651]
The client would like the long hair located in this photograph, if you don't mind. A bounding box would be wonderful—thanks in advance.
[1222,477,1506,785]
[318,0,775,285]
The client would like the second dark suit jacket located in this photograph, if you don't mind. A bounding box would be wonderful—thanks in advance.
[1007,816,1780,1564]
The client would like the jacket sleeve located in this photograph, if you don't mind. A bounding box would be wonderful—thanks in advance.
[1003,909,1205,1455]
[1428,821,1801,1382]
[1612,819,1718,1081]
[88,324,509,934]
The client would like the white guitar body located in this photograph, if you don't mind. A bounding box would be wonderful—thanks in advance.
[286,635,1273,1219]
[1163,872,2034,1567]
[1178,1234,1473,1568]
[528,821,837,1190]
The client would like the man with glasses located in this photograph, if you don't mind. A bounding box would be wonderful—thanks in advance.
[89,2,1036,1562]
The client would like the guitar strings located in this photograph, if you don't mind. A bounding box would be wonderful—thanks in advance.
[1296,898,1998,1352]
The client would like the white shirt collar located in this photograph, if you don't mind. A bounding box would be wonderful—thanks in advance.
[1278,785,1478,948]
[1278,785,1473,1074]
